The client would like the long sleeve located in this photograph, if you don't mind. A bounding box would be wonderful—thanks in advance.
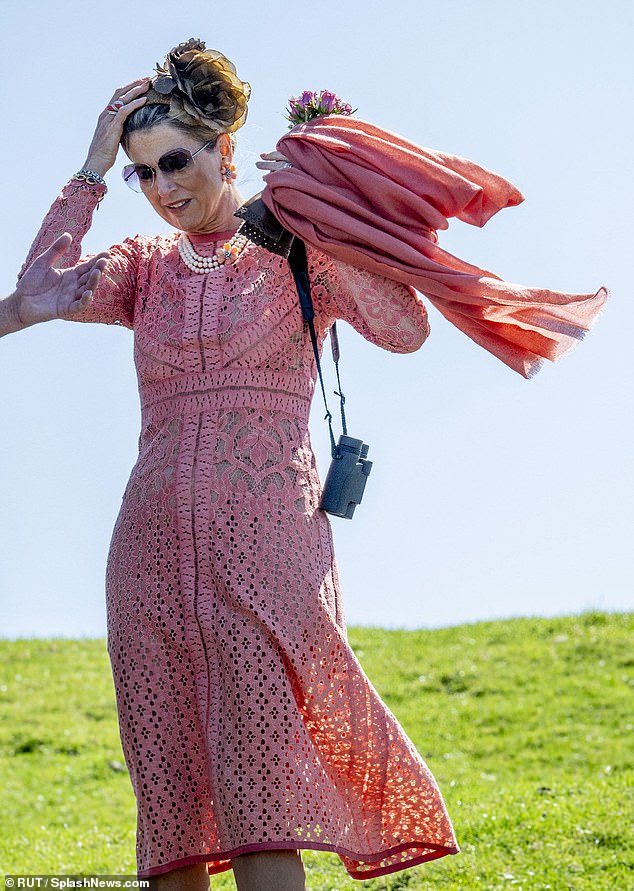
[18,179,138,329]
[307,245,429,354]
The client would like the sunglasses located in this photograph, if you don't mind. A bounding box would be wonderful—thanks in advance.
[122,141,215,192]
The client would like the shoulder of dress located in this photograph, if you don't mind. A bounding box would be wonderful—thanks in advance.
[304,242,337,275]
[237,240,292,276]
[120,231,179,259]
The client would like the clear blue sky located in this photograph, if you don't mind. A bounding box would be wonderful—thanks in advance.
[1,0,632,637]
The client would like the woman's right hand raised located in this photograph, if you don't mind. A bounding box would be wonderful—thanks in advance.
[13,234,109,327]
[1,235,108,337]
[81,79,151,178]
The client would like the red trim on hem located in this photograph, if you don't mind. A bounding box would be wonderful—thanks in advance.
[347,845,460,880]
[137,840,460,879]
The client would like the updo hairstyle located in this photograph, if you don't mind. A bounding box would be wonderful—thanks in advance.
[121,38,249,154]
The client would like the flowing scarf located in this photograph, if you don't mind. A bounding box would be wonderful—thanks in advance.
[261,116,607,378]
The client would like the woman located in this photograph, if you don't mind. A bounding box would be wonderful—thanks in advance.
[7,40,458,891]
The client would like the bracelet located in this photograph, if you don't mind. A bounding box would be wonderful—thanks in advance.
[73,168,108,188]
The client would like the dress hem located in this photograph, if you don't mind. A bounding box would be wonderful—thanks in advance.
[137,840,460,879]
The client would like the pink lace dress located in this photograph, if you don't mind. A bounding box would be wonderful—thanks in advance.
[22,178,459,879]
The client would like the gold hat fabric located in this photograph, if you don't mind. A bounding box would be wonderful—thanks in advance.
[148,38,250,133]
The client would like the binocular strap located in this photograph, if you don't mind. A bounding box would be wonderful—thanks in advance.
[287,239,348,458]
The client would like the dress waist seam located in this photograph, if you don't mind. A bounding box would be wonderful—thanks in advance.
[140,371,313,423]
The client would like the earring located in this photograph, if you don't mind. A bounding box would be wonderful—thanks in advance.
[221,159,237,184]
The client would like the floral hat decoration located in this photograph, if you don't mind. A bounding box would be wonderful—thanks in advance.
[145,38,251,134]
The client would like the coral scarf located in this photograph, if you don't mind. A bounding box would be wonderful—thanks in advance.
[262,116,607,377]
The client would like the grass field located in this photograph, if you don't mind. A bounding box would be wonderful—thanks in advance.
[1,612,632,890]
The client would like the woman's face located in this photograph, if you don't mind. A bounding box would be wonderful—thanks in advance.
[125,122,234,234]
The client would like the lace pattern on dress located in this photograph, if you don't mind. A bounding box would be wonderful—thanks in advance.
[21,184,456,880]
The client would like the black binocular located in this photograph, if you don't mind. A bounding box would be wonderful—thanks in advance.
[319,435,373,519]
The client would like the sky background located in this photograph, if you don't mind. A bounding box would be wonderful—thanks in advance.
[1,0,632,638]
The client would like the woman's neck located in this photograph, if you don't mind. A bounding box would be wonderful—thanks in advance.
[187,228,239,246]
[186,189,243,238]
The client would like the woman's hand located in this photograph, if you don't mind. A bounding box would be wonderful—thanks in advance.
[82,79,151,178]
[13,234,109,328]
[256,151,292,173]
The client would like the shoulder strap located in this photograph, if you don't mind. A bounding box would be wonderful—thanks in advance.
[287,239,347,457]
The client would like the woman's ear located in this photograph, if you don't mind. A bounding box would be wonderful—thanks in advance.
[217,132,233,162]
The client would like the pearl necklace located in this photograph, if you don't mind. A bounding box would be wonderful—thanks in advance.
[178,231,248,274]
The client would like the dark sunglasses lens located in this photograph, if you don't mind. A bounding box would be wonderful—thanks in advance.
[136,165,155,183]
[122,164,152,192]
[122,148,196,192]
[159,150,192,174]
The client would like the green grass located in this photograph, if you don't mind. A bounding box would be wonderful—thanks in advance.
[1,612,632,890]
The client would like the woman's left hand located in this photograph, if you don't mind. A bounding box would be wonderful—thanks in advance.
[256,151,292,172]
[82,78,151,178]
